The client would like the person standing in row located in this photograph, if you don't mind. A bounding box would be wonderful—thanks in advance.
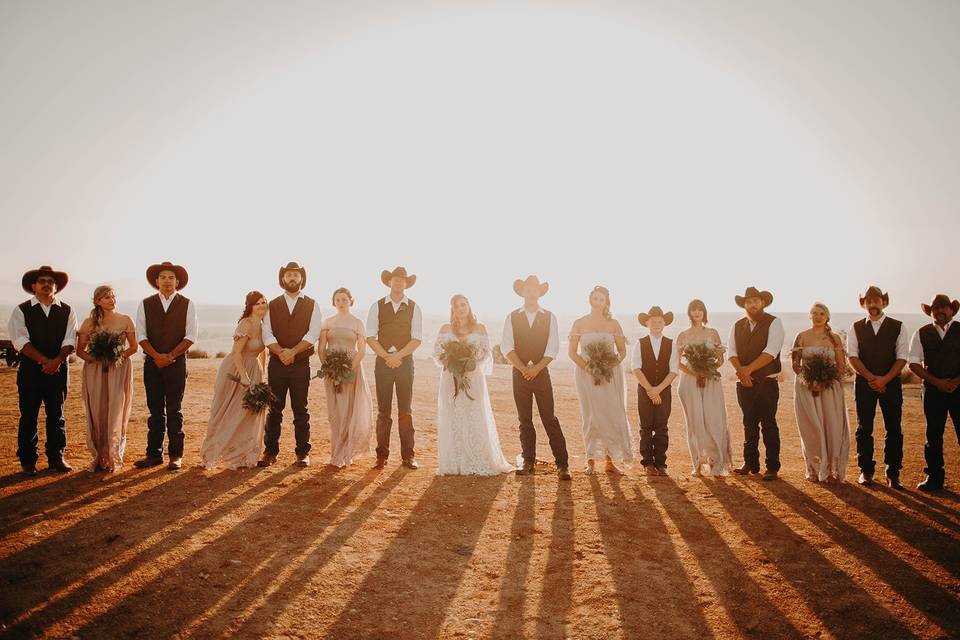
[632,306,678,476]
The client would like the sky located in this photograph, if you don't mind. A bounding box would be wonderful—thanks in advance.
[1,0,958,317]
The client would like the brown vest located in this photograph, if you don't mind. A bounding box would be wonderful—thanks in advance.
[918,323,960,381]
[639,335,673,387]
[268,295,316,362]
[511,309,552,365]
[377,297,415,355]
[19,300,71,366]
[733,312,782,381]
[143,293,190,357]
[853,317,902,377]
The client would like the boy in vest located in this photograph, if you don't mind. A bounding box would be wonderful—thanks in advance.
[135,262,198,470]
[259,262,322,467]
[8,265,78,475]
[502,275,571,480]
[366,266,423,469]
[631,306,678,476]
[909,294,960,492]
[729,286,784,481]
[847,286,909,488]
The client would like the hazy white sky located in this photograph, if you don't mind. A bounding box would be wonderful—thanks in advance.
[1,0,958,316]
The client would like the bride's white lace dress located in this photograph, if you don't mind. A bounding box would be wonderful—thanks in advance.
[433,330,515,476]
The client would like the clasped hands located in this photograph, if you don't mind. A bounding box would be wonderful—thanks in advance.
[517,362,544,381]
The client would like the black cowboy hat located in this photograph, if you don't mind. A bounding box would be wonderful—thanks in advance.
[278,261,307,288]
[735,286,773,308]
[381,266,416,288]
[513,275,549,297]
[637,306,674,327]
[146,261,189,290]
[859,285,890,307]
[22,265,69,294]
[921,294,960,316]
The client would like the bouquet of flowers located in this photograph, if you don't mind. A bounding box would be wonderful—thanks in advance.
[798,352,842,397]
[316,348,357,393]
[681,342,725,388]
[583,340,619,386]
[87,331,125,366]
[228,373,278,413]
[436,339,479,400]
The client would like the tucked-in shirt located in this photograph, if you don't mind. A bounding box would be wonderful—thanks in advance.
[364,295,423,343]
[500,306,560,360]
[726,316,785,362]
[630,334,679,375]
[908,319,958,365]
[135,293,199,347]
[846,314,909,360]
[262,291,323,347]
[7,296,78,351]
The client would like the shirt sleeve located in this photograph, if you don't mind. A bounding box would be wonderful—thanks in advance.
[846,321,859,358]
[763,317,785,357]
[501,314,515,355]
[184,300,199,344]
[261,307,278,348]
[8,306,28,351]
[896,324,910,361]
[630,340,643,371]
[726,324,739,360]
[908,330,924,365]
[411,303,423,341]
[62,306,78,349]
[135,301,148,345]
[303,301,323,345]
[365,301,379,339]
[544,313,560,360]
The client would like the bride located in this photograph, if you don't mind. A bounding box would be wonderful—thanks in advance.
[433,294,514,476]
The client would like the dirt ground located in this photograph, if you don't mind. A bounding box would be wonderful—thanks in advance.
[0,357,958,639]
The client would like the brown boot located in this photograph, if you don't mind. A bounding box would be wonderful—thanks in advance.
[257,453,277,468]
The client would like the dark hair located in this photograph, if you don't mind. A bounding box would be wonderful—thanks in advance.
[332,287,354,306]
[590,286,612,320]
[240,290,266,322]
[688,299,708,326]
[450,294,478,335]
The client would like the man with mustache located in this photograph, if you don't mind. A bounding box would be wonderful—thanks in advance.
[728,286,785,481]
[909,294,960,492]
[846,286,909,488]
[8,266,79,475]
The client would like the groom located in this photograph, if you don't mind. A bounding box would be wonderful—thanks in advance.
[502,275,571,480]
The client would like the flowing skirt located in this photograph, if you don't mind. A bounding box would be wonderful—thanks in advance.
[82,359,133,472]
[574,365,635,463]
[325,365,374,467]
[200,355,266,470]
[793,379,850,481]
[677,372,733,476]
[436,369,514,475]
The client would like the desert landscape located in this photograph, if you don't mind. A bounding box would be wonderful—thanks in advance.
[1,356,958,639]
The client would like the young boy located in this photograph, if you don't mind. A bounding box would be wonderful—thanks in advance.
[632,306,678,475]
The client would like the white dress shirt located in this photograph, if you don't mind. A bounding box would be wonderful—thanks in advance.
[364,295,423,348]
[630,334,679,375]
[908,320,958,365]
[846,314,910,360]
[727,316,785,369]
[135,292,199,347]
[7,296,79,351]
[500,307,560,360]
[262,291,323,347]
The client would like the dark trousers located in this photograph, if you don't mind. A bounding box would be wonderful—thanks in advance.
[854,376,903,475]
[264,357,312,457]
[143,356,187,458]
[16,362,68,466]
[736,377,781,472]
[513,367,568,467]
[921,383,960,482]
[374,356,415,460]
[637,385,671,467]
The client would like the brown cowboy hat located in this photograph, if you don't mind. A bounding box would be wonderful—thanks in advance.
[513,275,549,297]
[146,261,189,290]
[921,294,960,316]
[859,285,890,307]
[637,306,674,327]
[278,261,307,288]
[735,286,773,308]
[381,266,416,288]
[22,265,69,294]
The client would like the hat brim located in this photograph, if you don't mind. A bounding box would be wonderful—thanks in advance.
[513,280,549,297]
[22,269,69,294]
[735,291,773,308]
[279,266,307,289]
[147,264,189,290]
[637,312,674,327]
[921,300,960,316]
[859,293,890,308]
[381,271,416,288]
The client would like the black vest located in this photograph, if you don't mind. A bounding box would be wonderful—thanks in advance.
[733,312,782,380]
[19,299,71,361]
[268,295,316,362]
[853,317,902,377]
[917,323,960,381]
[511,309,552,365]
[377,298,415,353]
[143,293,190,357]
[639,335,673,387]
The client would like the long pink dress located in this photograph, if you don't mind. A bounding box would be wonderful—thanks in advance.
[324,325,373,467]
[82,333,133,472]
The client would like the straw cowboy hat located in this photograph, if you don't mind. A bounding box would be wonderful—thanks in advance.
[513,275,549,297]
[146,261,189,290]
[735,286,773,308]
[921,294,960,316]
[22,265,69,294]
[859,285,890,307]
[278,261,307,288]
[381,266,416,288]
[637,306,674,327]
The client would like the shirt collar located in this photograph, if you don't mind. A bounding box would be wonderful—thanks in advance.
[866,313,886,324]
[31,296,61,307]
[387,295,409,306]
[159,291,178,303]
[519,306,542,315]
[284,291,303,302]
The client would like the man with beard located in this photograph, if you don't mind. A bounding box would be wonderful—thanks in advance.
[728,286,784,480]
[846,286,909,488]
[259,262,322,467]
[909,294,960,492]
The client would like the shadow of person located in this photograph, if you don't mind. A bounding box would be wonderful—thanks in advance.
[491,475,536,638]
[534,480,574,639]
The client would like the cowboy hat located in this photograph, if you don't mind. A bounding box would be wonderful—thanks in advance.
[735,286,773,308]
[513,275,549,297]
[146,261,189,290]
[637,306,674,327]
[859,286,889,307]
[381,266,416,288]
[22,265,69,294]
[921,294,960,316]
[278,261,307,288]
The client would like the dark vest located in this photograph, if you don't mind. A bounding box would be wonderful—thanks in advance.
[853,317,902,377]
[268,295,316,362]
[143,293,190,357]
[733,312,782,380]
[377,298,415,354]
[639,335,673,387]
[511,309,552,365]
[917,323,960,381]
[19,299,71,361]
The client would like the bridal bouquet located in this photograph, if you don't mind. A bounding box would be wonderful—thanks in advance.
[583,340,619,386]
[681,342,725,388]
[436,339,479,400]
[316,348,357,394]
[228,373,278,413]
[798,352,843,397]
[87,331,125,366]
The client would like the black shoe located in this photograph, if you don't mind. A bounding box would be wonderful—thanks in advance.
[256,453,277,468]
[557,466,572,481]
[655,465,668,477]
[858,471,874,486]
[886,474,904,490]
[402,458,419,470]
[515,462,536,476]
[762,470,778,481]
[21,465,37,476]
[167,457,183,471]
[50,459,74,473]
[373,457,387,469]
[134,457,164,469]
[733,464,757,476]
[296,455,311,468]
[917,476,943,492]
